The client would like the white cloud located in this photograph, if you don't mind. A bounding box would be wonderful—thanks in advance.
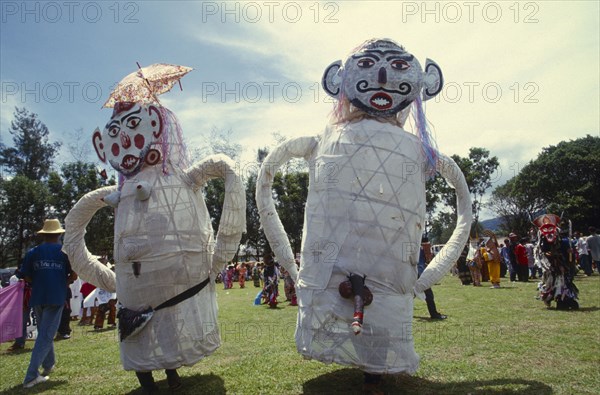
[178,1,598,164]
[4,0,598,221]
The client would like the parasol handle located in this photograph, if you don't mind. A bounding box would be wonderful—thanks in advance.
[135,61,160,103]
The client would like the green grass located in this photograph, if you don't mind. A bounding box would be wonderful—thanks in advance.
[1,274,599,394]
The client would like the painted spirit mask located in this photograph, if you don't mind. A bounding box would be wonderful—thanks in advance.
[93,102,163,177]
[322,39,443,117]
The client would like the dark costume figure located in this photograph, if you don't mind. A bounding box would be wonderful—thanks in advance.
[457,244,472,285]
[252,265,262,288]
[535,214,579,310]
[262,255,279,308]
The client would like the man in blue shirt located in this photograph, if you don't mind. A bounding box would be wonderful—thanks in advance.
[20,219,76,389]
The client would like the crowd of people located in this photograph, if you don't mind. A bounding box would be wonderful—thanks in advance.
[217,253,298,308]
[453,225,600,310]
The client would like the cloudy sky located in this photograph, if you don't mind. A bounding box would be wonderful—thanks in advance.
[1,1,598,219]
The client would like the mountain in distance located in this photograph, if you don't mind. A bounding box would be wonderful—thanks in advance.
[479,217,503,232]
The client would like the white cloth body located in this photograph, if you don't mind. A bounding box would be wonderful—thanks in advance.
[257,119,472,374]
[63,155,245,372]
[115,167,219,370]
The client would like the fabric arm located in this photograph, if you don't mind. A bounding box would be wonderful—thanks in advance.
[415,154,472,293]
[62,186,117,292]
[185,154,246,272]
[256,136,318,282]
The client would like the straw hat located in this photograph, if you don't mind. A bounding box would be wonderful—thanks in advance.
[37,219,65,234]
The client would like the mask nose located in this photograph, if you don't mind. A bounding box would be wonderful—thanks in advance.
[378,67,387,84]
[121,131,131,149]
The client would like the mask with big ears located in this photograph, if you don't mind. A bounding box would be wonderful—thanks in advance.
[322,39,443,117]
[93,102,163,176]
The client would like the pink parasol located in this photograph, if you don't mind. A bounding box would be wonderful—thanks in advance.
[103,63,193,108]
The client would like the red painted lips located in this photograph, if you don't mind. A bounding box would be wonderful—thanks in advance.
[370,92,393,110]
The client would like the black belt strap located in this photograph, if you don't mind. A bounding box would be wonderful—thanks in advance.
[154,277,211,311]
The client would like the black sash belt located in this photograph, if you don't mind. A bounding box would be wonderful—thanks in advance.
[117,277,211,341]
[154,277,211,311]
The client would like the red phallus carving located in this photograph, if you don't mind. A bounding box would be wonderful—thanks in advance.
[338,274,372,335]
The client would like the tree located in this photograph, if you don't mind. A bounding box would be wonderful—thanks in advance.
[242,172,267,260]
[48,162,102,219]
[429,212,456,244]
[424,177,444,239]
[204,178,226,231]
[487,178,539,237]
[240,147,270,260]
[489,135,600,233]
[463,147,500,225]
[427,148,498,243]
[65,128,95,163]
[0,108,61,265]
[0,176,49,265]
[0,107,61,180]
[47,162,116,258]
[272,171,309,256]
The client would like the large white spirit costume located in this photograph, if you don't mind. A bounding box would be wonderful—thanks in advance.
[63,98,245,372]
[257,39,472,374]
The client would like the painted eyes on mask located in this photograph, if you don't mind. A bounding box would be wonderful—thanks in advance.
[356,58,411,71]
[357,58,375,68]
[106,116,142,137]
[126,117,141,129]
[391,60,410,70]
[108,125,120,137]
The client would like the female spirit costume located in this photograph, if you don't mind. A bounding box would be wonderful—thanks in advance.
[62,66,245,389]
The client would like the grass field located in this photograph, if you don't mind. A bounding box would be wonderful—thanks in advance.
[1,273,599,394]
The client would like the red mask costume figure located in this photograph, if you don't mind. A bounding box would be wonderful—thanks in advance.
[63,92,245,391]
[534,214,579,310]
[256,39,472,388]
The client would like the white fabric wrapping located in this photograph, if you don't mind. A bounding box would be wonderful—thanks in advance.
[414,155,472,293]
[257,136,318,281]
[63,154,245,371]
[84,288,116,307]
[83,288,99,309]
[63,186,118,292]
[257,119,471,374]
[184,154,247,274]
